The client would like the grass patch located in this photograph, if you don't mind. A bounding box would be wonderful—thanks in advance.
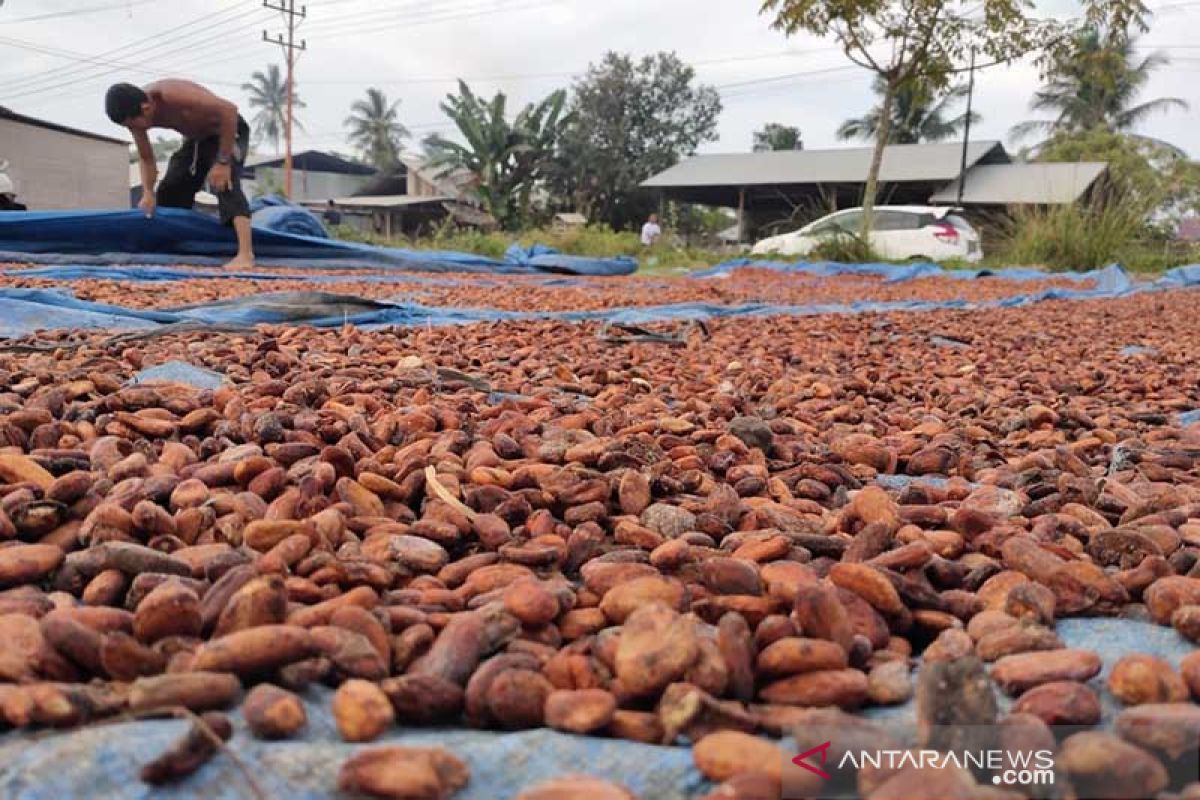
[330,223,732,273]
[995,200,1147,273]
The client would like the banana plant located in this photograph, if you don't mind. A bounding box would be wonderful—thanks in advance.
[426,81,570,229]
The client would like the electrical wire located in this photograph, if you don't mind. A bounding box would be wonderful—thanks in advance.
[0,0,258,91]
[0,0,159,25]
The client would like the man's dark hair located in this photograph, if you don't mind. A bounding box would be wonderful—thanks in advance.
[105,83,148,124]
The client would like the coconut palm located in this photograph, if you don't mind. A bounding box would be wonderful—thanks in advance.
[344,88,409,172]
[424,81,569,229]
[242,64,304,152]
[1010,29,1188,146]
[838,77,978,144]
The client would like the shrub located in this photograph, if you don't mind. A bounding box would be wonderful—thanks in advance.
[997,197,1147,272]
[809,232,880,263]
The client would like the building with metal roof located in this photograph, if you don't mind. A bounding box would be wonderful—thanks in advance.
[2,106,129,210]
[929,162,1108,205]
[641,141,1108,239]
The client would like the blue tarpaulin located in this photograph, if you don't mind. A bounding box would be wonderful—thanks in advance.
[0,618,1191,799]
[0,209,637,276]
[1,260,1199,339]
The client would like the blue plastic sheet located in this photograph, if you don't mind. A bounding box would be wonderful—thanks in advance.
[250,204,330,240]
[694,257,1132,287]
[0,209,637,276]
[0,618,1191,799]
[2,256,1200,339]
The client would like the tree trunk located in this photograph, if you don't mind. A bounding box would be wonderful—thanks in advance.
[860,77,898,243]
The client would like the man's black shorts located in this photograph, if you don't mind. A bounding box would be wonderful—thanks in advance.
[157,116,251,226]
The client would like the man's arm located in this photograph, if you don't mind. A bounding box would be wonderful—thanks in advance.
[132,128,157,193]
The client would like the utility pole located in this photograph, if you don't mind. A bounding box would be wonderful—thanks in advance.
[956,48,976,207]
[263,0,306,199]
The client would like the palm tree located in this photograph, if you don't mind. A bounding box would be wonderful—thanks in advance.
[838,77,978,144]
[242,64,304,153]
[424,81,569,230]
[1010,30,1188,147]
[344,88,409,172]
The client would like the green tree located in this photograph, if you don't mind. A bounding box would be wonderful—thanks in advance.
[760,0,1148,240]
[344,88,409,172]
[549,52,722,230]
[1010,29,1188,148]
[242,64,304,153]
[753,123,803,151]
[425,81,570,230]
[837,77,978,143]
[1036,128,1200,219]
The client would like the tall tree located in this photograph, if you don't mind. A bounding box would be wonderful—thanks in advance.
[760,0,1148,240]
[753,123,804,151]
[344,88,409,172]
[425,81,569,230]
[549,52,722,230]
[838,76,978,143]
[1011,29,1187,147]
[242,64,304,153]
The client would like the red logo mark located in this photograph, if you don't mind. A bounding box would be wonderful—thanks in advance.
[792,741,833,780]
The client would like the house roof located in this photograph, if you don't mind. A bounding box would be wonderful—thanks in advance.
[929,162,1108,205]
[324,195,453,209]
[1175,217,1200,242]
[642,140,1008,189]
[248,150,377,176]
[1,105,128,146]
[554,212,587,225]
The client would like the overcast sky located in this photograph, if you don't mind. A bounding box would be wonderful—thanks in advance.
[1,0,1197,161]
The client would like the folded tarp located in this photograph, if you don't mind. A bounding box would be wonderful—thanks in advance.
[0,209,637,276]
[2,261,1199,338]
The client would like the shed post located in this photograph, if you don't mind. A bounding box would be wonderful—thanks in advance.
[737,187,746,243]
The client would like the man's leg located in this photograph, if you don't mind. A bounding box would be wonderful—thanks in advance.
[216,122,254,269]
[225,215,254,270]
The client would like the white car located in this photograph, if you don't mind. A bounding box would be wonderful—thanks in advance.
[750,205,983,263]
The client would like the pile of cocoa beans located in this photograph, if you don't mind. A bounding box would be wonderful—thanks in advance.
[0,289,1199,799]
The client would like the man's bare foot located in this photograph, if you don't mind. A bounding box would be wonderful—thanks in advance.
[223,255,255,271]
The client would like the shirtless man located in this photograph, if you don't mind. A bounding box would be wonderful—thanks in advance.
[106,80,254,269]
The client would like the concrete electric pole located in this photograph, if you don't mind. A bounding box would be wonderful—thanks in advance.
[262,0,306,199]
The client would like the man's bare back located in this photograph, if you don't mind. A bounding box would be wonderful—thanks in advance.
[141,79,235,140]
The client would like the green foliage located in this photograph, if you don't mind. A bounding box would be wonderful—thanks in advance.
[344,88,408,172]
[752,123,803,151]
[1036,129,1200,219]
[809,232,880,263]
[838,76,978,143]
[328,222,729,273]
[760,0,1149,240]
[425,82,569,231]
[549,52,722,231]
[242,64,304,153]
[997,198,1146,271]
[1011,29,1187,145]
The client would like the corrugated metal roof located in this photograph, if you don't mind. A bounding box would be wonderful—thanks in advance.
[326,194,452,208]
[930,162,1108,204]
[641,140,1007,188]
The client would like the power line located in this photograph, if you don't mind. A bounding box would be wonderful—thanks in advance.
[0,1,260,91]
[303,0,561,39]
[0,0,157,25]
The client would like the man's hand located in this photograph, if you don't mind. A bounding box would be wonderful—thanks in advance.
[208,162,232,193]
[138,192,156,218]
